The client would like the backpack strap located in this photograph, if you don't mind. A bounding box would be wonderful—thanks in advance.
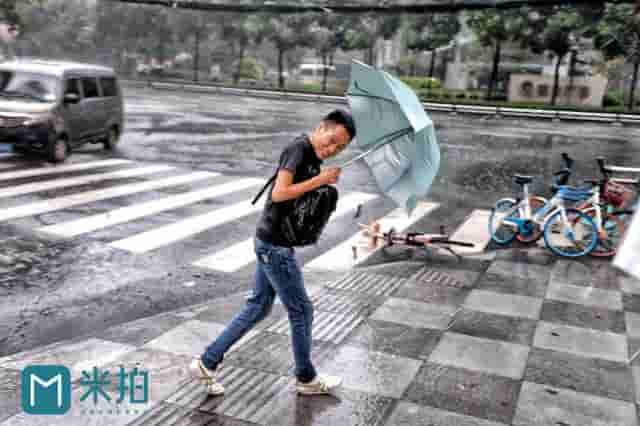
[251,170,278,205]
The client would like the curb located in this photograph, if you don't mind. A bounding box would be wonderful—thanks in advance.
[120,79,640,126]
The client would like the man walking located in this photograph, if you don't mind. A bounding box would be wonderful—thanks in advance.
[190,109,356,396]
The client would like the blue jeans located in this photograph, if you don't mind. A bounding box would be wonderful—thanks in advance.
[201,238,317,383]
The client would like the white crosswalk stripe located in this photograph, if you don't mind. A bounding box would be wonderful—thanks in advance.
[109,197,266,253]
[39,177,263,238]
[0,169,219,222]
[192,191,379,273]
[0,165,173,199]
[304,202,440,271]
[449,209,493,254]
[0,158,132,181]
[0,162,18,170]
[0,156,497,274]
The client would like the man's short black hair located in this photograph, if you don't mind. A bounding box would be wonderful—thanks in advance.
[323,109,356,141]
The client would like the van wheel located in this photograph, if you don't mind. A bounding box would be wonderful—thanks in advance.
[103,127,120,150]
[48,136,69,163]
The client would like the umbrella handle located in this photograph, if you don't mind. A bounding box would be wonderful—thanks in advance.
[340,127,412,169]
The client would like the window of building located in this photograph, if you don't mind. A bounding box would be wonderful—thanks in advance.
[520,81,534,97]
[537,84,550,97]
[579,86,590,99]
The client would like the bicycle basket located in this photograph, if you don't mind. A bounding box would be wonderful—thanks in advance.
[603,181,636,209]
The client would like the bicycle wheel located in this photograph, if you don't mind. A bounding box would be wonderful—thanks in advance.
[489,199,519,245]
[578,207,626,258]
[515,196,547,243]
[544,208,598,257]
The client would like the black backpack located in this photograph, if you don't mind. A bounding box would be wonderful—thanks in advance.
[252,171,338,247]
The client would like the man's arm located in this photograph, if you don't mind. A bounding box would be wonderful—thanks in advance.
[271,168,340,203]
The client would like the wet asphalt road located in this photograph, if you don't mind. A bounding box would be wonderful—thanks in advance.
[1,85,639,356]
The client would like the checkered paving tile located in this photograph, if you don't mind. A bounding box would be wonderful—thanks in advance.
[2,256,639,426]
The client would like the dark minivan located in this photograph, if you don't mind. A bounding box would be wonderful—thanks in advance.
[0,60,124,162]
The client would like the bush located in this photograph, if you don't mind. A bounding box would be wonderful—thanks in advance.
[603,90,625,108]
[400,76,442,90]
[238,57,263,81]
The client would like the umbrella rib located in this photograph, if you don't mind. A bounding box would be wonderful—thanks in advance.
[348,82,399,105]
[340,127,413,168]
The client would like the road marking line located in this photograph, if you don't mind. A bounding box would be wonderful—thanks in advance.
[192,191,379,273]
[0,165,173,199]
[39,177,262,237]
[0,170,219,222]
[109,197,266,253]
[448,209,493,254]
[0,163,18,170]
[0,159,132,181]
[304,202,440,271]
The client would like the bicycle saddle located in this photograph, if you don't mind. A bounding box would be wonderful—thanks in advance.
[514,175,534,186]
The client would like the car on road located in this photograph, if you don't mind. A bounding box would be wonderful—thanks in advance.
[0,60,124,162]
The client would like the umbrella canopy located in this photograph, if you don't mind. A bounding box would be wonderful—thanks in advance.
[345,60,440,215]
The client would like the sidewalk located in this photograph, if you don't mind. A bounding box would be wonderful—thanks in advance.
[1,248,639,426]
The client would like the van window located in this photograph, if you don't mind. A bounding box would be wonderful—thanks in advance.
[81,77,99,98]
[0,70,60,102]
[99,77,118,97]
[301,68,314,77]
[65,78,81,97]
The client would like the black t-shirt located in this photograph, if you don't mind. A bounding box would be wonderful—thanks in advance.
[256,134,322,246]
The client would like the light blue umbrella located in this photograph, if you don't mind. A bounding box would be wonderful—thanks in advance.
[342,60,440,215]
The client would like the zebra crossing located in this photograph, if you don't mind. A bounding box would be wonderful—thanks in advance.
[0,154,493,274]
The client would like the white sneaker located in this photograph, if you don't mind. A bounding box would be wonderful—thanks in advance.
[296,374,342,395]
[189,358,225,396]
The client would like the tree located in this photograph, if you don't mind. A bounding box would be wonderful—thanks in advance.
[16,0,94,61]
[406,14,460,80]
[262,14,312,88]
[175,10,214,82]
[595,1,640,110]
[467,8,529,100]
[94,3,173,71]
[310,14,346,92]
[341,15,402,66]
[529,6,597,106]
[221,14,265,84]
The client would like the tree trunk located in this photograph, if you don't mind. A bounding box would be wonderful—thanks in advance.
[193,30,200,82]
[487,40,501,100]
[567,50,577,104]
[428,50,437,78]
[368,43,375,66]
[629,61,639,112]
[278,47,285,89]
[410,59,415,77]
[234,41,246,85]
[322,53,328,93]
[329,52,334,67]
[551,54,564,106]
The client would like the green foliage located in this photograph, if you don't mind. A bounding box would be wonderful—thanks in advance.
[238,57,263,80]
[466,8,530,48]
[603,90,626,107]
[400,77,442,90]
[406,13,460,52]
[595,2,639,63]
